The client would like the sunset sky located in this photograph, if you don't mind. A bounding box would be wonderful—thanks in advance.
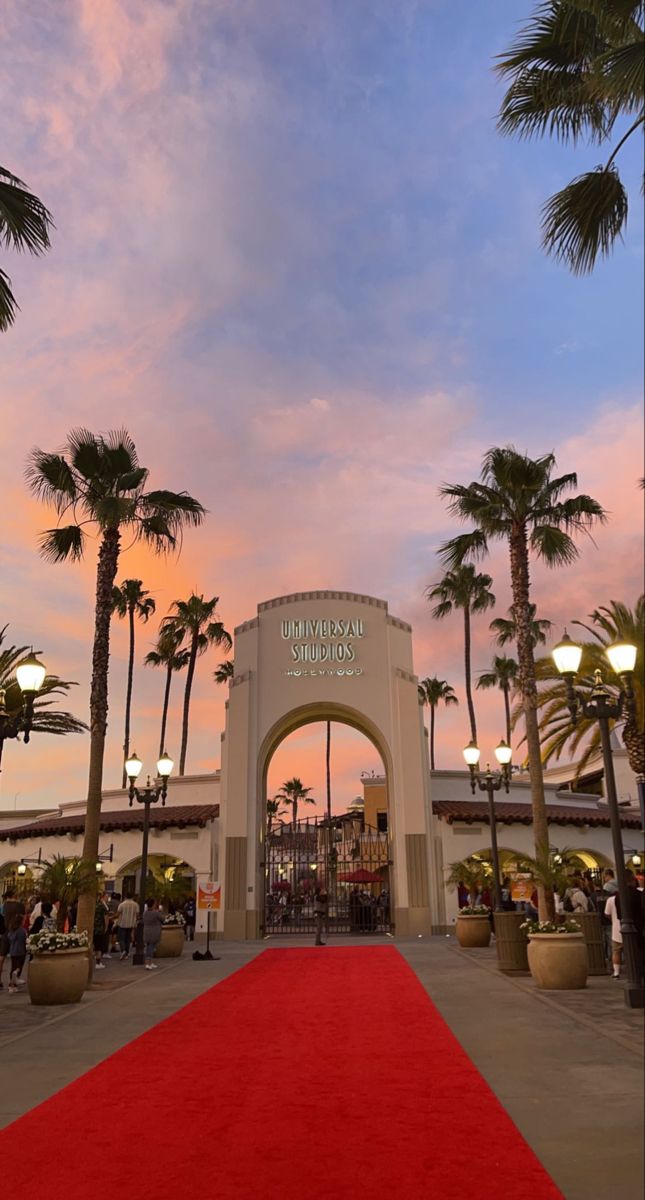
[1,0,643,815]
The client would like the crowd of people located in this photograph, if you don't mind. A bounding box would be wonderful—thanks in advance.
[458,867,645,977]
[0,889,198,989]
[265,885,391,932]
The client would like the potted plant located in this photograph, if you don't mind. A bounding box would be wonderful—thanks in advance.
[522,918,587,990]
[38,855,97,931]
[27,929,89,1005]
[455,903,493,947]
[446,857,493,947]
[156,911,186,958]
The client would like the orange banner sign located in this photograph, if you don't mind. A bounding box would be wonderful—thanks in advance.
[198,881,221,911]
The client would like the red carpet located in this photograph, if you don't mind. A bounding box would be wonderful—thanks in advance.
[2,947,562,1199]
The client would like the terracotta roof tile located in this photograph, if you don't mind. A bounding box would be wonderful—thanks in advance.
[0,803,219,841]
[432,799,640,829]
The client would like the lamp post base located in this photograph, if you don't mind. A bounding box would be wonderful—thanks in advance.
[623,984,644,1009]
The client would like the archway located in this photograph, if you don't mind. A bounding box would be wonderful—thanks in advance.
[219,591,434,939]
[263,717,391,934]
[116,853,197,902]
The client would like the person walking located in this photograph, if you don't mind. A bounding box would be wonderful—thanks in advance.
[183,895,196,941]
[116,894,139,959]
[142,898,164,970]
[7,914,27,992]
[0,908,8,990]
[93,892,109,969]
[313,886,328,946]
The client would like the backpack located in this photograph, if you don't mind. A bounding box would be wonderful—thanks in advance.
[563,893,574,913]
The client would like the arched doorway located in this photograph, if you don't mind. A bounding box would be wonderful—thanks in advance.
[116,854,196,902]
[219,592,434,939]
[263,720,392,934]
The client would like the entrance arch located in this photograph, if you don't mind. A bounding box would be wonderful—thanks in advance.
[218,591,435,939]
[262,711,391,935]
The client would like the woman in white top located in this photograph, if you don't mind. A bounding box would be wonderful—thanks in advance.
[604,893,622,978]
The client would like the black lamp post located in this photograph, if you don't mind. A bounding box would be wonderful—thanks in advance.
[552,632,643,1009]
[125,749,174,966]
[0,651,47,768]
[463,738,513,912]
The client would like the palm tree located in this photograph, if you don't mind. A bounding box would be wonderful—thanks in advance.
[38,855,96,932]
[446,856,493,905]
[497,1,644,274]
[490,603,552,650]
[426,565,495,744]
[530,597,644,778]
[477,656,518,747]
[27,428,205,939]
[112,580,156,787]
[0,626,87,771]
[144,628,191,758]
[0,164,53,330]
[418,677,459,770]
[213,659,234,685]
[439,445,606,918]
[266,797,286,841]
[161,594,232,775]
[275,777,316,829]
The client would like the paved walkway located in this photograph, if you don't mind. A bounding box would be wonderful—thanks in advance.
[0,936,642,1200]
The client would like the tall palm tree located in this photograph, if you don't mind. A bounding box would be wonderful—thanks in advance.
[27,428,205,939]
[476,656,518,747]
[0,626,86,771]
[162,594,232,775]
[144,628,191,758]
[266,796,286,841]
[275,777,316,829]
[439,445,606,918]
[213,659,234,685]
[112,580,156,787]
[529,597,644,778]
[0,165,53,330]
[490,603,552,650]
[497,1,644,274]
[418,677,459,770]
[426,565,495,744]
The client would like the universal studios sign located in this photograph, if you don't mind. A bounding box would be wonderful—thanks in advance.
[281,616,365,677]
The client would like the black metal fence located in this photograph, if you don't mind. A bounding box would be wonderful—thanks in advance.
[262,815,392,935]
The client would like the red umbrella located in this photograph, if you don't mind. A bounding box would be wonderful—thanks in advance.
[337,869,384,883]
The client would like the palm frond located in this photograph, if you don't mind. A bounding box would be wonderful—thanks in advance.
[25,451,77,512]
[541,165,629,273]
[38,525,85,563]
[0,265,18,330]
[0,167,53,253]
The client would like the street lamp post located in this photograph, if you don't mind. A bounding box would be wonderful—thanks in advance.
[0,651,47,768]
[552,632,643,1009]
[463,739,513,912]
[125,750,173,967]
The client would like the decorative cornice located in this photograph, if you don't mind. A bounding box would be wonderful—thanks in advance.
[234,617,259,635]
[257,591,388,612]
[395,666,417,684]
[387,615,412,632]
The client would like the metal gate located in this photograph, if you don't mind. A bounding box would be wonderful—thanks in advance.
[262,814,392,935]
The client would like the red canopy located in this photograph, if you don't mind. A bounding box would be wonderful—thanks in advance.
[337,869,384,883]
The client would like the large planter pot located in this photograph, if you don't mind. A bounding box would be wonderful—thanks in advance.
[455,914,492,948]
[28,948,89,1006]
[574,911,606,975]
[527,933,588,990]
[493,911,529,974]
[155,925,185,958]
